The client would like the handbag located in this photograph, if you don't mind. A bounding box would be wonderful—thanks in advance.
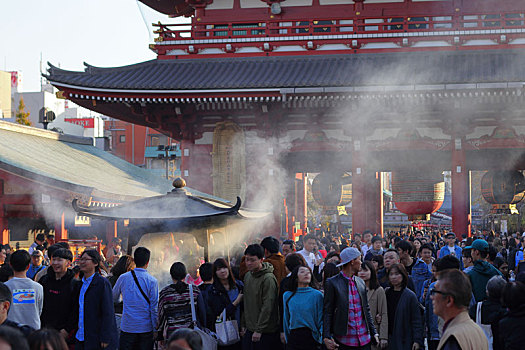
[189,284,218,350]
[215,309,240,346]
[476,302,493,350]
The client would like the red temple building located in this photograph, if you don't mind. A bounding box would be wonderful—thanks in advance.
[45,0,525,238]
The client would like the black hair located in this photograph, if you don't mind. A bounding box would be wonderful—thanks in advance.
[286,265,318,311]
[488,245,498,262]
[0,325,29,350]
[133,247,151,268]
[47,244,63,259]
[371,236,382,244]
[167,328,203,350]
[35,233,45,242]
[212,258,236,290]
[80,249,101,272]
[303,234,317,243]
[0,282,12,305]
[55,241,70,250]
[322,262,340,287]
[361,260,379,290]
[324,251,341,264]
[501,281,525,310]
[9,250,31,272]
[371,254,384,268]
[260,236,280,254]
[388,263,408,289]
[170,262,187,281]
[384,248,400,257]
[395,240,413,254]
[282,240,295,250]
[199,262,213,282]
[435,255,460,272]
[420,243,434,254]
[52,248,73,261]
[0,265,13,283]
[285,253,307,272]
[244,244,264,259]
[35,245,45,252]
[28,328,68,350]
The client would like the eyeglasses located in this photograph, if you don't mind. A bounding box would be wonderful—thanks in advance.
[430,289,451,297]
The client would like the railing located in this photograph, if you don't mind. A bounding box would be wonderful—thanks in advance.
[152,11,525,43]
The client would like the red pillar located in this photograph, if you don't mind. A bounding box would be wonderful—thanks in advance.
[451,137,471,237]
[365,172,384,237]
[55,212,68,242]
[294,173,308,231]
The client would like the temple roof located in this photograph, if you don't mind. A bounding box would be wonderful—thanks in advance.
[0,121,172,201]
[46,49,525,92]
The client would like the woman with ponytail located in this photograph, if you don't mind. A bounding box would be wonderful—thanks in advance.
[283,265,323,350]
[156,262,206,344]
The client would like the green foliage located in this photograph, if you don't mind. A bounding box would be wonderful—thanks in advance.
[15,98,32,126]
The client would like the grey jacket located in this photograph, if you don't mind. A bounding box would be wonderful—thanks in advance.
[323,273,377,340]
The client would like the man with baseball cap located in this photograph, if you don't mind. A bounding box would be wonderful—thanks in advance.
[323,247,378,350]
[465,239,502,302]
[438,233,463,269]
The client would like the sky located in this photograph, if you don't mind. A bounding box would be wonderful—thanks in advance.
[0,0,183,92]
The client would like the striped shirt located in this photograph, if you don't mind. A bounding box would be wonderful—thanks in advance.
[336,272,371,347]
[157,283,200,340]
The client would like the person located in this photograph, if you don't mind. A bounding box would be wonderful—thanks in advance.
[0,246,7,266]
[313,252,341,282]
[0,264,13,283]
[112,247,158,350]
[323,247,378,350]
[298,235,323,271]
[465,239,502,302]
[0,282,33,336]
[431,269,488,350]
[283,265,322,350]
[261,236,286,284]
[157,262,206,343]
[27,250,45,280]
[281,240,296,257]
[5,249,44,330]
[166,328,202,350]
[108,255,135,335]
[377,249,416,292]
[73,249,118,349]
[197,262,213,307]
[28,328,68,350]
[361,231,373,257]
[410,244,433,299]
[0,325,29,350]
[468,275,506,350]
[279,253,307,345]
[29,234,46,255]
[385,264,423,350]
[105,238,123,266]
[499,281,525,350]
[206,258,243,350]
[241,244,280,349]
[39,248,76,341]
[462,248,474,273]
[358,261,388,350]
[438,233,463,269]
[34,243,71,283]
[420,261,440,350]
[364,237,384,261]
[395,241,417,274]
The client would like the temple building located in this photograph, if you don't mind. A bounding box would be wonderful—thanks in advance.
[45,0,525,237]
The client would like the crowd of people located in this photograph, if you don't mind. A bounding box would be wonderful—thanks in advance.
[0,229,522,350]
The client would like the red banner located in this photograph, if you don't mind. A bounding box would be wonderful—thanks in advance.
[64,118,95,128]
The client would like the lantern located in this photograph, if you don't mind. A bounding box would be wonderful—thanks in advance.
[312,173,352,207]
[481,170,525,214]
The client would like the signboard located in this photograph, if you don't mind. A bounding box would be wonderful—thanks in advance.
[65,118,95,128]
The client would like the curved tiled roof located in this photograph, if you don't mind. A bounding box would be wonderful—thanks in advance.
[45,49,525,91]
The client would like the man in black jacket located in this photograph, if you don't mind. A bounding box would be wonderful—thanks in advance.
[39,248,76,340]
[323,247,378,350]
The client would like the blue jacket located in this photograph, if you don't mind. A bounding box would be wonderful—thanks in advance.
[420,280,439,341]
[73,273,118,350]
[410,259,432,299]
[438,245,463,269]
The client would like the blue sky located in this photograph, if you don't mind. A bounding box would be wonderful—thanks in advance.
[0,0,180,91]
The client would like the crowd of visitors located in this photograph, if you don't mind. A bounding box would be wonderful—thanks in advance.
[0,229,522,350]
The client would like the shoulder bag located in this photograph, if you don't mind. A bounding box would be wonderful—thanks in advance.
[131,270,150,304]
[189,284,218,350]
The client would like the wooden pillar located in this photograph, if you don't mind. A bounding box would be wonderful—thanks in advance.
[294,173,308,231]
[451,137,471,238]
[55,212,68,242]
